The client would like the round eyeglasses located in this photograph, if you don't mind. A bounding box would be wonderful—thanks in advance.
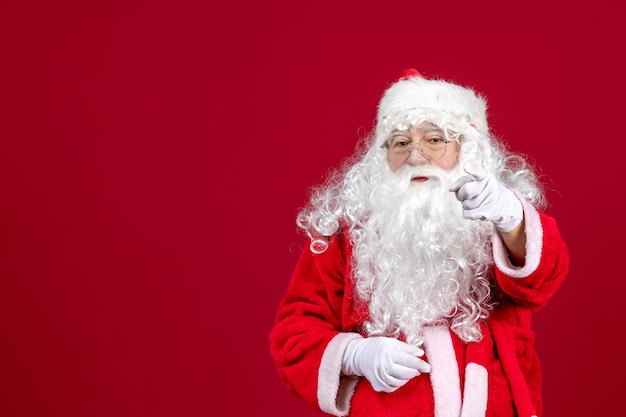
[382,134,452,164]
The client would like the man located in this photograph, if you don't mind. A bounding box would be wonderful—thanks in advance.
[269,69,569,417]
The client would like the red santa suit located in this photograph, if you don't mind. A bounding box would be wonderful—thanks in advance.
[270,197,569,417]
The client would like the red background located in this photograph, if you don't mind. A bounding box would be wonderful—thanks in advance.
[0,1,623,416]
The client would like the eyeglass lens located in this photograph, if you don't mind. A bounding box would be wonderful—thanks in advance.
[387,137,447,163]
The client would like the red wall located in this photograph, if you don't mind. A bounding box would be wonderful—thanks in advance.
[1,1,622,416]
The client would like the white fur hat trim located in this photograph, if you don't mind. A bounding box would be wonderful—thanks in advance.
[376,72,489,143]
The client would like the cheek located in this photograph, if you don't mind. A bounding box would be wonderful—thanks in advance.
[389,163,402,173]
[437,147,460,171]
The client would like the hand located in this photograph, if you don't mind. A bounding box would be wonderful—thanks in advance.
[341,337,430,393]
[449,163,523,233]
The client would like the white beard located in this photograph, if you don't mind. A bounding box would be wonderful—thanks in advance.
[351,164,494,345]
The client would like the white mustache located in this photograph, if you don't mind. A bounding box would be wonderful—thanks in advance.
[399,165,448,183]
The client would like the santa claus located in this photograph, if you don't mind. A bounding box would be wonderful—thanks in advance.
[269,69,569,417]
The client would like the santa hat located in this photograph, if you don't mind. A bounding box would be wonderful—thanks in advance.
[375,69,490,145]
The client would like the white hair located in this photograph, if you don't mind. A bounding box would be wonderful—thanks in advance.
[298,117,545,251]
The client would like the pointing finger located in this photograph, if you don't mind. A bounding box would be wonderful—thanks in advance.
[449,174,474,193]
[463,162,488,181]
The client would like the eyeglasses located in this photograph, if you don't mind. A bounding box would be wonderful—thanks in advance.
[382,133,452,164]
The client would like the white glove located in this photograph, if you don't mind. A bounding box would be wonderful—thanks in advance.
[341,337,430,393]
[449,163,523,233]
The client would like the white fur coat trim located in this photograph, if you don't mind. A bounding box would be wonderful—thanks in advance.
[318,332,362,416]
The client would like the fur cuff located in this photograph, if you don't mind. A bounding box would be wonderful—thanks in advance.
[318,332,363,416]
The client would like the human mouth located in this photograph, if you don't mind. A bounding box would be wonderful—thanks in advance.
[411,176,429,182]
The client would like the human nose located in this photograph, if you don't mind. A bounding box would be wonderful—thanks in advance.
[406,143,429,165]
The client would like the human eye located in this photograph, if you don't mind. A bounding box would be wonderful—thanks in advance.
[425,135,446,145]
[390,135,411,149]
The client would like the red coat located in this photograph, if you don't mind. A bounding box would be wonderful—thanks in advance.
[270,199,569,417]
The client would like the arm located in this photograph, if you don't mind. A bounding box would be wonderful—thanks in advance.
[449,163,569,308]
[498,218,526,266]
[270,233,430,415]
[269,233,360,416]
[492,197,569,310]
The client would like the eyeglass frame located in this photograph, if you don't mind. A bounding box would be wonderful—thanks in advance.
[380,131,454,163]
